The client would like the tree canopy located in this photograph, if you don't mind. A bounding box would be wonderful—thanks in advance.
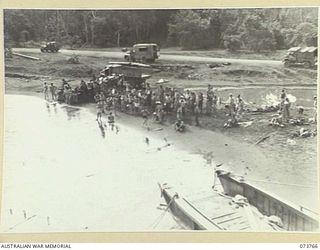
[4,8,318,51]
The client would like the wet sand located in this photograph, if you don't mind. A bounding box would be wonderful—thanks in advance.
[105,105,319,211]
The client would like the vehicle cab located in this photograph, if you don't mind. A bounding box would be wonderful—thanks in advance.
[124,43,160,63]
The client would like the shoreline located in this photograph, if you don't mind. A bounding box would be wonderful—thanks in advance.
[5,90,318,212]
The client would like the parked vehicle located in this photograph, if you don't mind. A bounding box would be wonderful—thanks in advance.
[100,61,152,89]
[283,47,317,68]
[122,43,160,62]
[40,41,60,53]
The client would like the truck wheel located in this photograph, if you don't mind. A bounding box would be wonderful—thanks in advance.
[303,61,311,68]
[124,56,129,61]
[284,61,292,67]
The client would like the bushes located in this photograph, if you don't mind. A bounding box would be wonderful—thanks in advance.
[223,35,242,51]
[168,10,217,50]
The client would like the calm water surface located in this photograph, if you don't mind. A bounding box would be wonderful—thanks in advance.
[2,95,213,232]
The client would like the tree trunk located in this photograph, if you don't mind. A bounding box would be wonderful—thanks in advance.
[117,32,120,47]
[90,20,95,46]
[135,26,139,42]
[90,11,96,46]
[56,11,60,41]
[83,14,89,44]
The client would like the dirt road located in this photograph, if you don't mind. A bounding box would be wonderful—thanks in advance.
[13,48,283,66]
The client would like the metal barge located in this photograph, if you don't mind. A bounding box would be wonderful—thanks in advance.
[216,170,319,231]
[160,184,284,231]
[160,171,318,232]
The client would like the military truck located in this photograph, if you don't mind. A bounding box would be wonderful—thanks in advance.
[122,43,160,63]
[40,41,60,53]
[100,62,152,89]
[283,47,317,68]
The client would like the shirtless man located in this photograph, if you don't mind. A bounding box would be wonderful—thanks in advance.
[43,82,49,100]
[107,112,115,130]
[49,83,57,101]
[141,109,149,128]
[96,101,104,123]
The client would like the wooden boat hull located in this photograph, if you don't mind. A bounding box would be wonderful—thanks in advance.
[216,170,319,231]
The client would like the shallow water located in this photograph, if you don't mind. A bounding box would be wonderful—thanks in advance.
[2,95,215,232]
[185,86,317,108]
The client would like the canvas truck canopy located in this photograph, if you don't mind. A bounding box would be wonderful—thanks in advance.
[288,47,301,52]
[300,47,317,53]
[134,43,158,47]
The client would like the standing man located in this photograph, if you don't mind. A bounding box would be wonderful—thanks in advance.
[107,112,115,130]
[282,97,291,122]
[49,83,57,101]
[177,105,183,120]
[141,109,149,128]
[43,82,49,101]
[96,101,104,123]
[194,105,201,126]
[236,94,244,116]
[227,93,235,116]
[198,92,204,114]
[206,94,213,115]
[280,89,286,111]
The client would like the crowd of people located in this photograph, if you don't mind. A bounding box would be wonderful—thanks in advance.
[269,89,317,127]
[43,74,248,132]
[43,73,317,132]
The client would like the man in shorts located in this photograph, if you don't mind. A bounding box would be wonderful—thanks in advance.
[107,112,115,130]
[49,83,57,101]
[43,82,49,100]
[96,101,104,123]
[141,109,149,128]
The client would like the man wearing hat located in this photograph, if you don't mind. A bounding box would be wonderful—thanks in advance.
[227,93,235,116]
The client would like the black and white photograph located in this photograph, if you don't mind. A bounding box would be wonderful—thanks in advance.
[1,7,319,233]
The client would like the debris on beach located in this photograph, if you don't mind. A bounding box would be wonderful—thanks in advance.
[12,52,40,61]
[255,133,272,145]
[238,121,253,128]
[269,115,285,127]
[288,117,309,126]
[287,138,296,146]
[291,128,317,138]
[153,128,163,131]
[157,78,169,84]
